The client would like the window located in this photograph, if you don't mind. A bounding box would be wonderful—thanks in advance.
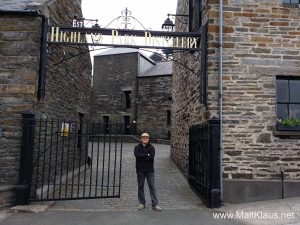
[124,91,131,109]
[167,110,171,125]
[283,0,299,3]
[283,0,300,7]
[276,77,300,119]
[103,116,109,134]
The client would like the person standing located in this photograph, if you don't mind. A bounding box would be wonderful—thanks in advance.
[134,133,162,211]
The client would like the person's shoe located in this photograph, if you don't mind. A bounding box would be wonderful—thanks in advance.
[138,204,145,210]
[152,205,162,211]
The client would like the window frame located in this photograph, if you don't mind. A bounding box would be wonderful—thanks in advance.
[276,76,300,120]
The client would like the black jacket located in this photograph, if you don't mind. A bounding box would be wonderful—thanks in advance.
[134,143,155,172]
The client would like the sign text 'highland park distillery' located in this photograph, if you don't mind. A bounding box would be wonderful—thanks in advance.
[48,26,200,50]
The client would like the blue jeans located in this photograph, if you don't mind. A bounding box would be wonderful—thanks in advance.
[137,172,158,207]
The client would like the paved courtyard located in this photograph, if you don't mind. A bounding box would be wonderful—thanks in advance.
[0,143,248,225]
[47,143,204,212]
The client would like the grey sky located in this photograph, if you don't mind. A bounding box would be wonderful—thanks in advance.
[82,0,178,31]
[81,0,178,66]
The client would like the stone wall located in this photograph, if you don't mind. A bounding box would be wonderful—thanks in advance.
[91,52,138,124]
[137,75,172,141]
[216,0,300,201]
[34,0,92,119]
[170,0,209,173]
[0,13,42,186]
[173,0,300,202]
[0,0,91,206]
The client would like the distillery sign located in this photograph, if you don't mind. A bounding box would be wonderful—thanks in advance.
[48,26,200,51]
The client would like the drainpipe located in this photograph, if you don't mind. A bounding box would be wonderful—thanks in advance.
[219,0,223,201]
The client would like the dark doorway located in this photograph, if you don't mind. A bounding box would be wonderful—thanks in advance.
[103,116,109,134]
[77,113,84,148]
[124,116,130,134]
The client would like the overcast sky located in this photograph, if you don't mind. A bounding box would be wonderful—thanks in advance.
[81,0,178,68]
[81,0,178,31]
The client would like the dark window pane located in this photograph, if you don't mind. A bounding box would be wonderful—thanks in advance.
[277,104,288,119]
[124,91,131,109]
[289,80,300,102]
[276,79,289,102]
[167,110,171,125]
[290,104,300,119]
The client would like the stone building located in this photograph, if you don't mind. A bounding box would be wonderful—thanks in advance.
[172,0,300,203]
[91,48,172,141]
[0,0,91,207]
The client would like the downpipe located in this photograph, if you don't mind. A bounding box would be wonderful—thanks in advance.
[219,0,223,202]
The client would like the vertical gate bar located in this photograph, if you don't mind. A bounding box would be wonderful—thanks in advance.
[46,119,54,199]
[59,119,66,198]
[76,131,82,198]
[94,121,101,197]
[71,121,78,198]
[33,119,42,200]
[53,119,60,199]
[112,124,118,196]
[16,112,36,205]
[83,122,90,197]
[101,124,106,197]
[89,122,94,197]
[41,119,48,200]
[64,122,72,199]
[106,123,112,196]
[118,124,123,196]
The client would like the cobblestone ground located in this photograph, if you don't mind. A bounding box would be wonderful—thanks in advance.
[48,143,204,212]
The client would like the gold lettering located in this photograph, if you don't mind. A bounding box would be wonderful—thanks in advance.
[175,37,179,48]
[60,31,63,42]
[144,32,152,45]
[70,32,76,42]
[55,27,59,42]
[112,30,119,44]
[188,38,198,48]
[63,32,69,42]
[51,27,55,42]
[77,32,81,43]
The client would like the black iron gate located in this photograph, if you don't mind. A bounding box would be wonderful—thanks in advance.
[16,113,123,204]
[188,119,221,208]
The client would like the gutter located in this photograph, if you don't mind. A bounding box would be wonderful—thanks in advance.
[0,9,48,99]
[219,0,223,201]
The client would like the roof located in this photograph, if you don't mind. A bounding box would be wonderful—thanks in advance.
[0,0,80,11]
[138,61,172,77]
[0,0,48,10]
[94,47,155,64]
[0,0,31,10]
[94,48,139,56]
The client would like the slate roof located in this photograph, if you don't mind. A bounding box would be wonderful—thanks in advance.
[94,48,139,56]
[138,61,172,77]
[94,48,172,77]
[0,0,40,10]
[94,48,155,64]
